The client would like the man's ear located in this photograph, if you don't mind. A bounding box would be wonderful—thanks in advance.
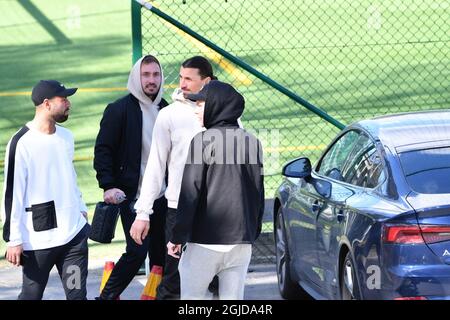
[42,98,51,110]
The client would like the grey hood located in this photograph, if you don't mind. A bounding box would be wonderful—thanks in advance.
[127,56,164,108]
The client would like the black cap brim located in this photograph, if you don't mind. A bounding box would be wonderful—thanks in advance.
[59,87,77,97]
[185,91,207,102]
[184,83,210,102]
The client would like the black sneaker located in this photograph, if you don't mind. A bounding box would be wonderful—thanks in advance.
[208,275,219,295]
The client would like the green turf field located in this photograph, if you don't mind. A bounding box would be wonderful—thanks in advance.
[0,0,448,258]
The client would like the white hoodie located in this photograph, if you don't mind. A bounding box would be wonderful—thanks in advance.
[134,88,203,220]
[126,56,166,199]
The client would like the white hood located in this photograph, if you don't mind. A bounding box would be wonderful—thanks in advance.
[171,87,197,106]
[126,56,166,199]
[127,56,164,108]
[171,87,244,129]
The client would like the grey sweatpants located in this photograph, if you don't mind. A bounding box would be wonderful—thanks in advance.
[178,243,252,300]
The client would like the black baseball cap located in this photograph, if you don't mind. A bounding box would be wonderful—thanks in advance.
[31,80,78,106]
[184,82,210,102]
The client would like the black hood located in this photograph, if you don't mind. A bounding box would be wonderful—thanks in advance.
[203,81,244,129]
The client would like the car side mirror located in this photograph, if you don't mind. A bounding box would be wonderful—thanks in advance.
[282,157,312,178]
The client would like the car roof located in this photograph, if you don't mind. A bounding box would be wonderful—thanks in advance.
[352,110,450,151]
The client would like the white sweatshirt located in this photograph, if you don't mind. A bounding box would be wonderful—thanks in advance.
[134,89,203,220]
[1,123,87,250]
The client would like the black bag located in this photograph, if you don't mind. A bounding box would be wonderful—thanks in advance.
[89,202,120,244]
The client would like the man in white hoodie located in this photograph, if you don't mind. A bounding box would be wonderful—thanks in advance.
[131,56,215,299]
[93,55,168,300]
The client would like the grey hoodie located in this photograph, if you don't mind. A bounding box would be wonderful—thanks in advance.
[126,56,165,199]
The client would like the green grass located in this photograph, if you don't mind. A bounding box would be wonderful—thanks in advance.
[0,0,448,259]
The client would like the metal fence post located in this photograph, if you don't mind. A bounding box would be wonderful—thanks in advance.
[131,0,142,64]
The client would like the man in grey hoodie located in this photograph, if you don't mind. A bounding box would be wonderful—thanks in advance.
[93,55,168,300]
[131,56,215,299]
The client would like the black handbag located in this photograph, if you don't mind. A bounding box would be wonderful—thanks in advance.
[88,202,120,244]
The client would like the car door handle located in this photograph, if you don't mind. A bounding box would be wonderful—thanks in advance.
[312,200,321,213]
[336,209,345,222]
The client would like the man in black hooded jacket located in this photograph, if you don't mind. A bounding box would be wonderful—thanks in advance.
[167,80,265,300]
[93,55,168,300]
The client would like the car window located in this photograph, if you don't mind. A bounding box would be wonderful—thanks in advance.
[399,146,450,194]
[317,130,360,180]
[342,135,385,188]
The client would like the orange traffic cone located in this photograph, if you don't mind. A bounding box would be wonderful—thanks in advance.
[140,265,163,300]
[99,261,120,300]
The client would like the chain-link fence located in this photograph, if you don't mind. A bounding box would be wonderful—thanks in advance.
[134,0,449,263]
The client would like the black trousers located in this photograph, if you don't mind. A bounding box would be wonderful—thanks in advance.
[19,223,89,300]
[156,208,181,300]
[100,196,167,300]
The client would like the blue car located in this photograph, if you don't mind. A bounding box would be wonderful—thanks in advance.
[273,111,450,300]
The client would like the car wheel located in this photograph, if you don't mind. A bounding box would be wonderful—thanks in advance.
[275,207,309,299]
[341,251,361,300]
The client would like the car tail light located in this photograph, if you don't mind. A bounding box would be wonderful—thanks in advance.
[384,225,450,244]
[384,225,424,244]
[394,297,427,300]
[421,226,450,244]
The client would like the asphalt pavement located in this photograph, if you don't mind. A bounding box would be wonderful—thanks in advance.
[0,259,281,300]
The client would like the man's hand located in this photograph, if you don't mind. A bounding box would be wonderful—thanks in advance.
[104,188,126,204]
[167,241,181,259]
[6,245,23,267]
[130,219,150,245]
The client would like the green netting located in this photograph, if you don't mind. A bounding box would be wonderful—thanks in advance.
[136,0,449,263]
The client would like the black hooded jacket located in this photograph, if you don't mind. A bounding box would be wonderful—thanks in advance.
[93,94,168,198]
[171,81,265,245]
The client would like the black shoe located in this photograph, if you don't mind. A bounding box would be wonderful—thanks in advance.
[137,261,146,275]
[156,285,180,300]
[208,275,219,295]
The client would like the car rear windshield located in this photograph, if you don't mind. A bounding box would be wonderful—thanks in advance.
[399,146,450,194]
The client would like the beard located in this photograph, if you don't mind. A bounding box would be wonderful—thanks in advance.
[143,83,159,98]
[145,92,157,100]
[53,113,68,123]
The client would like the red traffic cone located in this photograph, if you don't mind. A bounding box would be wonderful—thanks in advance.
[140,265,163,300]
[99,261,120,300]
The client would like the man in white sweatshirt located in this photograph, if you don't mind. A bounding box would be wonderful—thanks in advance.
[93,55,168,300]
[131,56,215,299]
[2,80,89,300]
